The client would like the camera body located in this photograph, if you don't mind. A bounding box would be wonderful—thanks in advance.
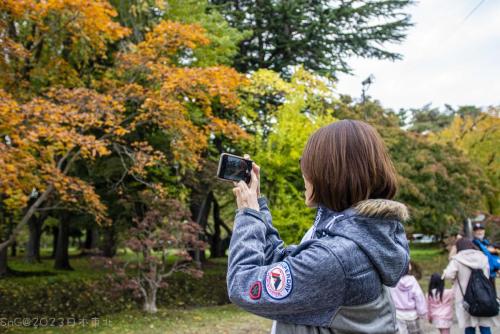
[216,153,253,184]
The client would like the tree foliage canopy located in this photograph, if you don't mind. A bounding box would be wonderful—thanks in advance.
[210,0,413,75]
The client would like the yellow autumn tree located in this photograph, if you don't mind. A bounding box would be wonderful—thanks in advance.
[0,5,249,256]
[0,0,130,97]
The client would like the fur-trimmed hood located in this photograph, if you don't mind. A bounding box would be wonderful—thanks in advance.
[314,198,410,286]
[353,199,410,222]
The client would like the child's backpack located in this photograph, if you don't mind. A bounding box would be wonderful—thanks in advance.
[458,268,499,317]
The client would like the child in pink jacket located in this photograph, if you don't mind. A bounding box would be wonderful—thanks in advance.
[390,264,427,334]
[428,273,454,334]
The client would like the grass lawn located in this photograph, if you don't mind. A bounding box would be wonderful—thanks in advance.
[6,304,273,334]
[409,243,451,288]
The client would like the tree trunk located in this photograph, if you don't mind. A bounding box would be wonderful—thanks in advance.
[51,226,58,259]
[143,289,158,313]
[192,191,213,263]
[211,195,229,258]
[54,217,72,270]
[101,226,116,258]
[464,218,472,239]
[83,226,99,251]
[10,241,16,257]
[25,215,42,263]
[1,216,12,276]
[0,244,9,277]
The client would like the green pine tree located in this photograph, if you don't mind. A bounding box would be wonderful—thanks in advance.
[210,0,413,76]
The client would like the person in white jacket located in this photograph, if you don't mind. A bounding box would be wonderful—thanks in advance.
[443,238,500,334]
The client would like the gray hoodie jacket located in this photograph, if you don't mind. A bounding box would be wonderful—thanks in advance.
[227,197,410,334]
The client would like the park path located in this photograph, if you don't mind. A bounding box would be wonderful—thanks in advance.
[239,312,500,334]
[240,313,500,334]
[421,320,500,334]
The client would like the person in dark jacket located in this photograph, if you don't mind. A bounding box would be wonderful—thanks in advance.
[227,120,410,334]
[473,223,499,293]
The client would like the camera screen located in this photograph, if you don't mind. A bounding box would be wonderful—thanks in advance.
[223,156,250,182]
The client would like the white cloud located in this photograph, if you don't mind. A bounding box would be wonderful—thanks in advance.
[335,0,500,111]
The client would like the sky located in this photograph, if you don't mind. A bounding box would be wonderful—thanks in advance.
[335,0,500,111]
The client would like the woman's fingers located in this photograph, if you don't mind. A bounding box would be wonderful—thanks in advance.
[243,154,260,196]
[237,180,248,191]
[232,161,260,211]
[250,170,258,192]
[244,153,260,176]
[253,163,260,175]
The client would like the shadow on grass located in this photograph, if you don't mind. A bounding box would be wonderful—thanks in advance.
[6,269,57,277]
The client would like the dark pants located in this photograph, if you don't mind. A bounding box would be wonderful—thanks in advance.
[465,327,491,334]
[490,277,497,297]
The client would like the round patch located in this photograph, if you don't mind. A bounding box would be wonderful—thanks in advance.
[265,262,293,299]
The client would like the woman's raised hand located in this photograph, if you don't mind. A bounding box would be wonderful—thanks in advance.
[244,154,260,197]
[232,154,260,211]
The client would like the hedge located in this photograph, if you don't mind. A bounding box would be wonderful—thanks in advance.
[0,261,229,320]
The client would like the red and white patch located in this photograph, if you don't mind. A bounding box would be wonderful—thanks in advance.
[264,262,293,299]
[249,281,262,300]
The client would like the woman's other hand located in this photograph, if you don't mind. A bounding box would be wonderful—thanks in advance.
[244,154,260,197]
[233,158,259,211]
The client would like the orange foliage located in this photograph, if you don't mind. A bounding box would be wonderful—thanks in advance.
[112,20,249,167]
[0,12,249,228]
[0,88,127,220]
[136,20,210,62]
[0,0,130,96]
[0,0,129,47]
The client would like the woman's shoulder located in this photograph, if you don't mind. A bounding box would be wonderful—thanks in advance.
[309,236,359,264]
[312,236,385,284]
[454,249,489,268]
[316,234,364,258]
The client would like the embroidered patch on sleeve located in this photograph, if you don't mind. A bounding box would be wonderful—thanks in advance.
[249,281,262,300]
[264,262,293,299]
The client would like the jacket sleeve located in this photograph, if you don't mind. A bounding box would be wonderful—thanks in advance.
[412,277,427,318]
[494,255,500,271]
[257,197,297,264]
[475,241,500,275]
[227,207,346,319]
[442,260,458,280]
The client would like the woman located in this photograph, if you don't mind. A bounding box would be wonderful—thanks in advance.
[442,238,500,334]
[227,120,410,333]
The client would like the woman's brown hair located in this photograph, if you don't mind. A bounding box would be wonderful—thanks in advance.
[300,120,398,212]
[456,238,479,253]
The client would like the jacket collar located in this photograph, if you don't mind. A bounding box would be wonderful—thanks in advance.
[352,199,409,222]
[314,199,409,227]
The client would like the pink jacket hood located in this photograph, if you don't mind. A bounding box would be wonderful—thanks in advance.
[390,275,427,316]
[396,275,416,291]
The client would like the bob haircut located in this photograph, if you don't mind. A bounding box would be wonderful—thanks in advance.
[300,120,398,212]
